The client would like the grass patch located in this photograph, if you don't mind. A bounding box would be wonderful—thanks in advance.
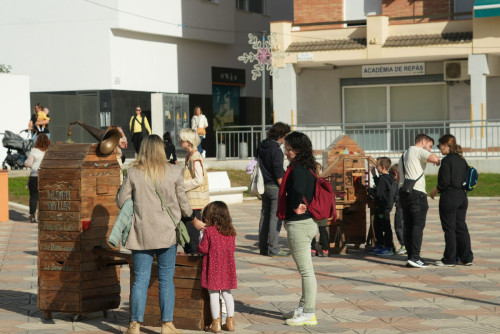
[8,176,29,206]
[425,173,499,197]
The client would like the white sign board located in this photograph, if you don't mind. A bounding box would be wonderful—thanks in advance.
[362,63,425,77]
[297,52,313,62]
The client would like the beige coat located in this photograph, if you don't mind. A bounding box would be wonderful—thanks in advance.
[116,164,193,250]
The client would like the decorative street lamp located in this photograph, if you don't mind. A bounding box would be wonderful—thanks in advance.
[238,32,286,139]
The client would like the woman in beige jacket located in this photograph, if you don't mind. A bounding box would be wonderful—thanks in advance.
[117,135,204,334]
[178,128,210,254]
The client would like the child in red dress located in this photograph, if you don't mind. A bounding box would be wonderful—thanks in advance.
[199,201,237,333]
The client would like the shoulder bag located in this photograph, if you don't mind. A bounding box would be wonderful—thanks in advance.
[249,158,265,196]
[400,151,424,195]
[149,172,190,248]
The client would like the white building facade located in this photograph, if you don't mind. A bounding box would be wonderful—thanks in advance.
[0,0,292,157]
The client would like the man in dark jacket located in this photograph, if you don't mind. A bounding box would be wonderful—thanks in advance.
[257,122,291,256]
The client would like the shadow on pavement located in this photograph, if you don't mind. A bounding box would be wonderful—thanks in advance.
[8,209,29,222]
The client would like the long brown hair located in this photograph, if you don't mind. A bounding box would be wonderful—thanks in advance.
[131,134,167,182]
[438,134,463,157]
[34,133,50,151]
[202,201,236,236]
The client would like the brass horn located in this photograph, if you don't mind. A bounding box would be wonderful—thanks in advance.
[66,121,121,155]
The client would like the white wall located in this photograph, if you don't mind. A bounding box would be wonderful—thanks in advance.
[0,0,116,92]
[0,74,31,162]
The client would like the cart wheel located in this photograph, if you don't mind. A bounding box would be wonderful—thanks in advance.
[103,310,108,318]
[43,311,52,320]
[73,314,82,321]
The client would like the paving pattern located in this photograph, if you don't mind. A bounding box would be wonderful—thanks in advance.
[1,198,500,334]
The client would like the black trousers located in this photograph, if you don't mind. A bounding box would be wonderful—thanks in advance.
[311,225,329,251]
[374,210,395,249]
[394,204,404,246]
[182,209,202,254]
[28,176,38,215]
[131,133,144,154]
[439,190,473,264]
[400,190,428,261]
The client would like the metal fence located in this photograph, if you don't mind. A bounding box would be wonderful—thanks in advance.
[216,120,500,159]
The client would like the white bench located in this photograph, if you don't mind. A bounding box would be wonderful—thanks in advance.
[208,171,248,204]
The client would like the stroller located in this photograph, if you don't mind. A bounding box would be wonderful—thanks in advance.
[2,130,33,170]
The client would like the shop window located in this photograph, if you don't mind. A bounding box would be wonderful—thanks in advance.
[344,0,382,26]
[454,0,474,19]
[236,0,266,14]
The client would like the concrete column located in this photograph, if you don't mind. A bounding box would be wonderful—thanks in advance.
[272,64,297,128]
[468,54,489,148]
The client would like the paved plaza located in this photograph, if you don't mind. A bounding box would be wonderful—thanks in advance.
[1,198,500,333]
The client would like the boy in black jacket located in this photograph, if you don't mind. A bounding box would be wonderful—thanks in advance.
[368,157,397,256]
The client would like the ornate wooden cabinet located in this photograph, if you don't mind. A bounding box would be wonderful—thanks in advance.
[37,143,121,319]
[321,135,376,254]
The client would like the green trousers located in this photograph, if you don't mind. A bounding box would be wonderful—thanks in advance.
[285,218,318,313]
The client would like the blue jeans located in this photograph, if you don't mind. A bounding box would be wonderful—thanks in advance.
[198,136,204,155]
[131,246,177,322]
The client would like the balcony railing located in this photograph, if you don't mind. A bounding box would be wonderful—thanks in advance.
[216,120,500,160]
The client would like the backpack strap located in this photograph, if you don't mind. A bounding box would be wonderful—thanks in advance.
[302,169,317,206]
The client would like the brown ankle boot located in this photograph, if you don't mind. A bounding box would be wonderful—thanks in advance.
[207,318,221,333]
[161,321,182,334]
[222,316,235,331]
[125,321,140,334]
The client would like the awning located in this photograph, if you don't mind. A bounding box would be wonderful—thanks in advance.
[474,0,500,18]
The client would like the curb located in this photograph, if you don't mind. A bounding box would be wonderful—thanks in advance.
[8,202,29,212]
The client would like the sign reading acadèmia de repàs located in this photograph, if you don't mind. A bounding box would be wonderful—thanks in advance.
[362,63,425,78]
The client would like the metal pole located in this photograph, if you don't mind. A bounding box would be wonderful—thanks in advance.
[261,33,266,140]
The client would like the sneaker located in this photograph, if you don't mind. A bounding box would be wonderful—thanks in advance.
[368,246,382,254]
[285,313,318,326]
[462,261,474,266]
[269,250,290,257]
[407,258,429,268]
[259,250,269,256]
[311,249,317,257]
[435,260,455,267]
[396,246,407,255]
[282,306,303,319]
[319,250,329,257]
[375,247,394,256]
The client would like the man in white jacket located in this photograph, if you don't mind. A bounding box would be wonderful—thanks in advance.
[191,106,208,158]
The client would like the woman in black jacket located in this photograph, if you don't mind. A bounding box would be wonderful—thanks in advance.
[430,134,473,266]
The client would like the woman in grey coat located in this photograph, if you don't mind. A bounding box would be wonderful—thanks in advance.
[117,135,205,334]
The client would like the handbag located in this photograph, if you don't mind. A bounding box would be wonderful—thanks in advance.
[400,152,423,195]
[197,127,206,136]
[149,172,190,248]
[249,158,265,196]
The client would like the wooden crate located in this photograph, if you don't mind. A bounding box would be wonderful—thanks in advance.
[37,143,121,319]
[320,135,376,254]
[130,255,211,331]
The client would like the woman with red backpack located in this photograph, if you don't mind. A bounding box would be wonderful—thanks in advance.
[277,131,320,327]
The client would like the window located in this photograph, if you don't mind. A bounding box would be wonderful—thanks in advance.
[344,0,382,26]
[454,0,474,19]
[236,0,266,14]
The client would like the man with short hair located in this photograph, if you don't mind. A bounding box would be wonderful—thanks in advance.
[257,122,291,257]
[397,134,440,268]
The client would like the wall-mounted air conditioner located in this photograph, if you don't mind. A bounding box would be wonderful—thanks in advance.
[444,60,469,81]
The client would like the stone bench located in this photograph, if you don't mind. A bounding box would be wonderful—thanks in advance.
[208,171,247,204]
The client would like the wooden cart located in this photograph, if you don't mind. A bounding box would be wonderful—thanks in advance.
[320,135,377,254]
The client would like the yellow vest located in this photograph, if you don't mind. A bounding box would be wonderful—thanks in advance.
[184,151,210,209]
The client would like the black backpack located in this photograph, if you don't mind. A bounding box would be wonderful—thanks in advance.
[463,164,478,192]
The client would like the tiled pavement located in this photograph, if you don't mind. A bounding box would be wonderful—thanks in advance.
[2,198,500,334]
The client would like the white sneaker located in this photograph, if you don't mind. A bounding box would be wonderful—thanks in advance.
[435,260,455,267]
[407,259,429,268]
[396,246,407,255]
[285,313,317,326]
[282,306,303,319]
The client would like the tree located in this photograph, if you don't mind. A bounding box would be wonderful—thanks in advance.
[0,64,12,73]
